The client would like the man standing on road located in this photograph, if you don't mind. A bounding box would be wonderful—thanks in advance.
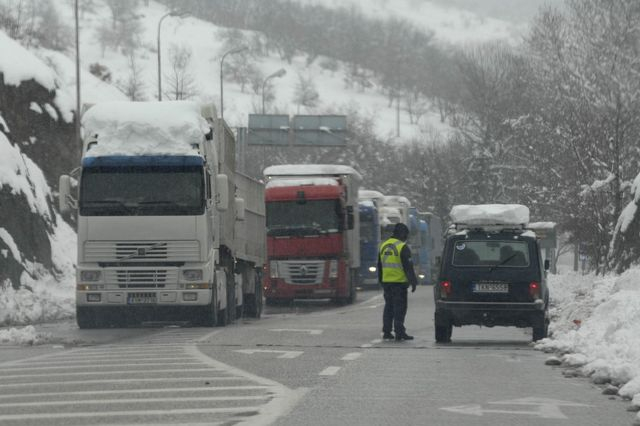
[378,223,418,341]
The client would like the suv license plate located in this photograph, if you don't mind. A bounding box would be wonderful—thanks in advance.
[473,283,509,293]
[127,293,157,304]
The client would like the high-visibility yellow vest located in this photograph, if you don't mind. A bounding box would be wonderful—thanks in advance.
[379,238,409,283]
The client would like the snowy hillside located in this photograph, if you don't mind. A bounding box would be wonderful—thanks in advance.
[49,0,466,141]
[292,0,527,45]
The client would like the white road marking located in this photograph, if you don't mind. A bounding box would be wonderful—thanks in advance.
[341,352,362,361]
[269,328,323,335]
[319,366,341,376]
[0,386,270,400]
[0,377,242,388]
[0,368,218,380]
[0,407,265,422]
[371,339,382,344]
[0,395,269,408]
[441,397,592,419]
[235,349,304,359]
[360,343,373,348]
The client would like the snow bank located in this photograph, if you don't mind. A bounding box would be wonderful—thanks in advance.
[81,101,209,156]
[450,204,529,225]
[0,325,51,345]
[0,31,56,89]
[0,216,75,326]
[536,269,640,409]
[0,132,52,219]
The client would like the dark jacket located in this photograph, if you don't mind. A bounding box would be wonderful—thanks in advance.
[377,242,418,287]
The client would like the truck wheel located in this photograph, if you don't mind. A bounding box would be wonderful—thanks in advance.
[217,307,228,326]
[435,324,452,343]
[198,290,218,327]
[76,307,96,329]
[244,277,263,318]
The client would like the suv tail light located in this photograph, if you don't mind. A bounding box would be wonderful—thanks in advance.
[529,281,541,299]
[440,280,452,298]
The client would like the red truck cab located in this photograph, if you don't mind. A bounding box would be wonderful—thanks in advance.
[263,165,361,305]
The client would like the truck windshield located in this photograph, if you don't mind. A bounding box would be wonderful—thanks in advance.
[360,217,377,243]
[266,200,341,236]
[79,166,205,216]
[452,240,530,267]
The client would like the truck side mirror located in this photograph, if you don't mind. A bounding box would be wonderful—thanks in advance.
[544,259,550,271]
[58,175,72,214]
[347,206,354,230]
[235,197,245,221]
[215,174,229,211]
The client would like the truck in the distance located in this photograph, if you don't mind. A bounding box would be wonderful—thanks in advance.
[58,101,265,328]
[357,189,384,288]
[262,165,361,304]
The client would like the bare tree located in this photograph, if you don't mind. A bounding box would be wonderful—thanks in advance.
[118,52,146,101]
[293,73,319,113]
[164,44,196,100]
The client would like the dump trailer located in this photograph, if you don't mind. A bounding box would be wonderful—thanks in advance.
[59,101,265,328]
[263,164,361,304]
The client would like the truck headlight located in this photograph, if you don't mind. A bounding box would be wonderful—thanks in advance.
[329,260,338,278]
[183,269,203,281]
[368,266,377,273]
[80,270,101,282]
[269,261,279,278]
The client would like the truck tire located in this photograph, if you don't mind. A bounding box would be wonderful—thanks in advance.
[198,289,218,327]
[76,307,96,329]
[244,275,263,318]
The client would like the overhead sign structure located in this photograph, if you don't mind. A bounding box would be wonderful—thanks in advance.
[248,114,290,145]
[246,114,347,146]
[292,115,347,146]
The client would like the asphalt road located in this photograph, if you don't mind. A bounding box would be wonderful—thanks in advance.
[0,287,636,425]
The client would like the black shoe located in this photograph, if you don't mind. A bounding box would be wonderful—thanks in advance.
[395,333,414,341]
[382,332,395,340]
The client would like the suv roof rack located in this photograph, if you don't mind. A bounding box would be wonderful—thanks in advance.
[453,223,527,232]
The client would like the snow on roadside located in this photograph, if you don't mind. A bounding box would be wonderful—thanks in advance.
[0,215,75,327]
[536,269,640,416]
[0,325,52,345]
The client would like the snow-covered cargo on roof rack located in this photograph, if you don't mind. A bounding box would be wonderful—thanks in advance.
[450,204,530,227]
[81,101,211,157]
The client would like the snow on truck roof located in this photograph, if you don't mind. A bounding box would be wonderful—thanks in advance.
[81,101,211,157]
[450,204,530,227]
[359,189,384,200]
[265,177,339,188]
[264,164,362,181]
[383,195,411,207]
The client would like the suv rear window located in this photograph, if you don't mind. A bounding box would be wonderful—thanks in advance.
[452,240,529,267]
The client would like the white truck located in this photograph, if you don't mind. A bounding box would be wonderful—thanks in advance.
[59,101,265,328]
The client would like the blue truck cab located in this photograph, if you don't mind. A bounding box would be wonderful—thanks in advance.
[358,200,380,287]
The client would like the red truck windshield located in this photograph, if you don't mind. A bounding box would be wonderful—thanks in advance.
[266,200,342,236]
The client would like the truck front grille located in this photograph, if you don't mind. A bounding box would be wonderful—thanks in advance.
[85,241,200,262]
[105,269,178,289]
[279,260,325,285]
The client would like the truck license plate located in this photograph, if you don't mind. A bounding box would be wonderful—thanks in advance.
[127,293,157,304]
[473,282,509,293]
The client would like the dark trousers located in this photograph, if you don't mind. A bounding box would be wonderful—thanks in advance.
[382,283,408,335]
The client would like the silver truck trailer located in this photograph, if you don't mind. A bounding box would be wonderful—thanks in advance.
[59,101,265,328]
